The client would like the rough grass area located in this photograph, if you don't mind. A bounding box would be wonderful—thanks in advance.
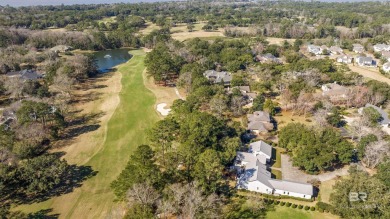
[139,22,161,35]
[266,206,339,219]
[318,179,337,203]
[15,50,159,218]
[274,110,313,128]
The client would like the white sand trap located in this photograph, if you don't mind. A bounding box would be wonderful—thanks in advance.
[156,103,171,116]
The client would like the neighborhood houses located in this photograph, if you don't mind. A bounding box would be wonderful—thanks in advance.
[235,140,314,199]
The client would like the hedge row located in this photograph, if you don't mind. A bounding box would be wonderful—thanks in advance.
[265,199,315,211]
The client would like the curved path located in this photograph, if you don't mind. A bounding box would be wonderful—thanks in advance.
[18,50,159,219]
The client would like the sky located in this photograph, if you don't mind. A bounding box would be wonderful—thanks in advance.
[0,0,176,7]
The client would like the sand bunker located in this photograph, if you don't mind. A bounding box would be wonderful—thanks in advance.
[157,103,171,116]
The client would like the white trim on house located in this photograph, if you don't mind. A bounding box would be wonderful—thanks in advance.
[234,142,314,199]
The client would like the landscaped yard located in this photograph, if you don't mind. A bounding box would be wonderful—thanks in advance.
[266,206,339,219]
[272,147,284,168]
[15,50,159,218]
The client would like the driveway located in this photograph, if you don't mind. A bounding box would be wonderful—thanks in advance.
[281,154,350,183]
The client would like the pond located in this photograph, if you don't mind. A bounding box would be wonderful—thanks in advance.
[94,48,132,73]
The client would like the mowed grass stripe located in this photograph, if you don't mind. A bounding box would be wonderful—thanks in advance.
[17,50,159,219]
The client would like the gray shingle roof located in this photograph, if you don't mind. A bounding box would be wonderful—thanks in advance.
[249,140,273,158]
[248,111,271,123]
[6,69,42,81]
[204,70,232,84]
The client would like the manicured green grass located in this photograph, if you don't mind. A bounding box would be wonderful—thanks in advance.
[271,147,283,168]
[15,50,159,218]
[267,206,339,219]
[271,169,282,180]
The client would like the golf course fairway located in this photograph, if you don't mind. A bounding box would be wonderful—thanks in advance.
[16,49,159,218]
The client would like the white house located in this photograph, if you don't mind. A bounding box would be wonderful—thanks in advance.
[383,62,390,73]
[235,141,314,199]
[353,44,365,53]
[373,44,390,52]
[308,45,328,55]
[355,56,377,67]
[337,55,353,64]
[307,45,323,55]
[329,46,343,55]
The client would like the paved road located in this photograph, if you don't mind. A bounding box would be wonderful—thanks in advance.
[348,64,390,85]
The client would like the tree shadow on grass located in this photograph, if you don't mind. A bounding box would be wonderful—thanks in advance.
[16,153,98,204]
[27,208,60,219]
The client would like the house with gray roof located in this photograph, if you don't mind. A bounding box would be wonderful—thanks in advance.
[329,46,343,55]
[356,56,376,67]
[50,45,72,53]
[321,82,350,102]
[307,45,322,55]
[6,69,43,81]
[373,44,390,53]
[249,140,272,162]
[247,111,274,134]
[234,142,313,199]
[337,55,353,64]
[229,86,258,107]
[353,44,365,53]
[203,70,232,86]
[256,53,281,63]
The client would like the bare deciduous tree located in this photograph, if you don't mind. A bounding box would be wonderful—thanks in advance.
[158,182,221,219]
[209,96,227,118]
[177,72,192,93]
[52,73,75,98]
[231,96,245,117]
[126,183,160,207]
[363,140,390,168]
[4,77,24,99]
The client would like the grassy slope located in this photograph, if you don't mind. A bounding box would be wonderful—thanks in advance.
[16,50,159,218]
[267,206,339,219]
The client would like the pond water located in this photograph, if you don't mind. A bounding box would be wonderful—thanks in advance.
[94,49,132,73]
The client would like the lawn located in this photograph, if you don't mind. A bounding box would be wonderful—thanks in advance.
[15,50,159,218]
[271,147,283,168]
[318,178,337,203]
[266,206,339,219]
[271,169,282,180]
